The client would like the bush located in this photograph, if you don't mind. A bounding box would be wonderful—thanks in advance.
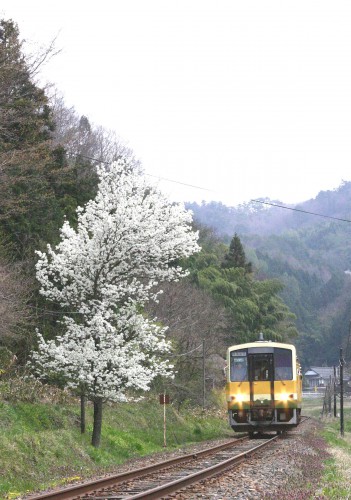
[0,376,75,404]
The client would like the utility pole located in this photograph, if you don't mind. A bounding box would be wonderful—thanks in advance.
[328,376,332,416]
[333,365,337,418]
[202,339,206,410]
[340,348,344,437]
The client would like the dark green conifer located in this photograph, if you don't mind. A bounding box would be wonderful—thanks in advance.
[222,233,252,273]
[0,19,71,259]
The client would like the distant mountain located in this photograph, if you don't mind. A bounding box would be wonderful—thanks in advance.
[187,180,351,239]
[186,181,351,368]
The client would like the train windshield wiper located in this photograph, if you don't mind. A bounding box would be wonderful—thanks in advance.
[275,371,286,385]
[238,372,248,387]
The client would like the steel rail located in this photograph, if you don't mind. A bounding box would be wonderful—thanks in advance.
[123,435,279,499]
[28,436,248,500]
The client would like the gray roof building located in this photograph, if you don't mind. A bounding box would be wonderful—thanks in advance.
[304,367,332,388]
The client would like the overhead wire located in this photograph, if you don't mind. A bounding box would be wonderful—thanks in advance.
[146,173,215,192]
[72,154,351,223]
[74,153,215,192]
[167,344,203,357]
[250,199,351,223]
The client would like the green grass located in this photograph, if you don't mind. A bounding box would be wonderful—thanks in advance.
[0,397,231,499]
[303,394,351,498]
[4,389,349,499]
[318,416,351,498]
[301,394,325,418]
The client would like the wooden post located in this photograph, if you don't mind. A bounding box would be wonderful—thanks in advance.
[333,365,337,418]
[340,348,344,437]
[159,394,169,447]
[163,394,166,447]
[202,339,205,410]
[322,387,327,417]
[328,377,332,416]
[80,394,86,434]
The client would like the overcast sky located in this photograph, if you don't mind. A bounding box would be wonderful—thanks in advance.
[2,1,351,207]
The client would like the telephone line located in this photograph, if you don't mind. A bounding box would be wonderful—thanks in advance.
[69,154,351,223]
[71,154,215,192]
[167,344,203,358]
[250,199,351,223]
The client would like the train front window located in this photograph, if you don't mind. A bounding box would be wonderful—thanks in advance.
[230,354,248,382]
[274,348,293,380]
[250,354,273,381]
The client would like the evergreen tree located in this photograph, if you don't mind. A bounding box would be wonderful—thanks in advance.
[198,264,297,344]
[222,233,252,273]
[0,19,64,258]
[0,20,54,151]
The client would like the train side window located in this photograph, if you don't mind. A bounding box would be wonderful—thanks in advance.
[274,348,293,380]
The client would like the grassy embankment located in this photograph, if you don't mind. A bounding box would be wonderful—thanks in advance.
[0,380,231,500]
[2,383,351,500]
[302,394,351,498]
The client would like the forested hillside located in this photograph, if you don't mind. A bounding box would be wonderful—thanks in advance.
[4,11,349,412]
[187,183,351,367]
[0,19,136,360]
[1,16,345,389]
[0,18,302,420]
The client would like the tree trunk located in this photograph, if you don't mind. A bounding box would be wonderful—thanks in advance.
[92,397,103,447]
[80,394,86,434]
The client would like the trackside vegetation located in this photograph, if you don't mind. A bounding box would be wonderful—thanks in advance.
[1,385,351,498]
[0,384,231,499]
[300,396,351,498]
[319,415,351,497]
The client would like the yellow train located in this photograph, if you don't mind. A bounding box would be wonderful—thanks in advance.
[226,335,302,436]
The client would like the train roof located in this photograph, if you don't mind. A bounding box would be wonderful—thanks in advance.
[227,341,297,352]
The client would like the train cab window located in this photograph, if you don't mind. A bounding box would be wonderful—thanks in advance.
[250,354,273,381]
[230,355,248,382]
[274,348,293,380]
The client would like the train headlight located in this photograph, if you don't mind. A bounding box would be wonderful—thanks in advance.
[229,393,246,402]
[235,393,245,402]
[279,393,296,401]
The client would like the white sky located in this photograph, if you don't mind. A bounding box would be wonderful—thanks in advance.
[2,1,351,207]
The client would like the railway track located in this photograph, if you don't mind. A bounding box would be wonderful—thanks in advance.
[29,434,280,500]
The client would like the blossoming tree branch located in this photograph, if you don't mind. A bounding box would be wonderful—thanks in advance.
[30,160,200,447]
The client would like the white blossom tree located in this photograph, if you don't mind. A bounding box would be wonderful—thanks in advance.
[30,160,200,446]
